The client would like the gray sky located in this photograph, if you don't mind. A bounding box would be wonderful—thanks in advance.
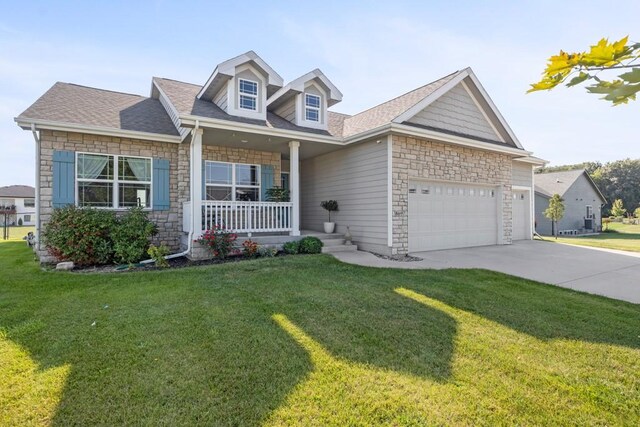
[1,0,638,186]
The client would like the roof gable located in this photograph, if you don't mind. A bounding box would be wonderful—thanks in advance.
[535,170,606,203]
[267,69,343,109]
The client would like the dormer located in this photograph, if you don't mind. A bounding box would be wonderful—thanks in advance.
[197,51,284,121]
[267,69,342,130]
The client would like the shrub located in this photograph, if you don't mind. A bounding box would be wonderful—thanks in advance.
[147,244,170,268]
[258,245,278,257]
[320,200,339,222]
[282,240,300,255]
[242,239,259,258]
[196,226,238,259]
[299,236,323,254]
[18,218,23,226]
[265,186,290,202]
[43,206,117,266]
[111,208,158,264]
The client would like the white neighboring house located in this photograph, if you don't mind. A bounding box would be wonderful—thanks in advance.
[0,185,36,226]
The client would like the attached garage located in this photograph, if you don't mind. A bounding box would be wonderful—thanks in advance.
[408,181,500,252]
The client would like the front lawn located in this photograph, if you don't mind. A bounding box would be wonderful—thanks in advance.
[1,241,639,425]
[551,222,640,253]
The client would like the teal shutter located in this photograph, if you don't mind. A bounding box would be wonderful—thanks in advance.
[261,165,275,201]
[152,158,170,211]
[52,150,75,207]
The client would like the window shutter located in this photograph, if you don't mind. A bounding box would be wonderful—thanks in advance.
[261,164,275,201]
[152,158,170,211]
[52,150,75,208]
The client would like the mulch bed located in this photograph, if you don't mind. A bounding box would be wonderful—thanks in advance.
[369,252,423,262]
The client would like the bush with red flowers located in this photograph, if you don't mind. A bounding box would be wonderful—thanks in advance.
[242,239,259,258]
[196,226,238,259]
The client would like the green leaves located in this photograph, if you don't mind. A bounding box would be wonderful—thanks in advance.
[528,35,640,105]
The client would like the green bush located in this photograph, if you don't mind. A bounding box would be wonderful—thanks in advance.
[147,244,170,268]
[112,208,158,264]
[18,218,23,226]
[43,206,117,266]
[258,245,278,257]
[282,240,300,255]
[298,236,323,254]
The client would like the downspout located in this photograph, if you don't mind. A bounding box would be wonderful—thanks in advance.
[140,120,200,264]
[31,124,41,251]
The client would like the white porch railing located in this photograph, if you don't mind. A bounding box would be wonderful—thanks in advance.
[200,201,293,233]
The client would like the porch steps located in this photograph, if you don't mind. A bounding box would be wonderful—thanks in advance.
[314,233,358,254]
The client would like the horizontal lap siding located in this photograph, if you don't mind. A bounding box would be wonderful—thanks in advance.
[512,162,533,187]
[301,140,388,250]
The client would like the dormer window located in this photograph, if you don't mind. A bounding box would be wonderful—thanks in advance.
[239,78,258,111]
[305,93,320,122]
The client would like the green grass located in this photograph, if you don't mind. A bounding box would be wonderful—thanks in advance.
[1,226,35,241]
[1,241,639,426]
[552,222,640,252]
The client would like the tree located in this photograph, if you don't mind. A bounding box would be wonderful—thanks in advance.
[528,36,640,105]
[544,194,565,239]
[634,207,640,218]
[611,198,626,217]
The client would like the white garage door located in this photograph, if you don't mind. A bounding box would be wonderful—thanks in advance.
[512,190,529,240]
[408,181,499,252]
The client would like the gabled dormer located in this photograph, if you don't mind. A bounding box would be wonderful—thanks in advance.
[267,69,342,130]
[197,51,284,121]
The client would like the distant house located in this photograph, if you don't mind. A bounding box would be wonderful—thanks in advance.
[535,170,606,235]
[0,185,36,226]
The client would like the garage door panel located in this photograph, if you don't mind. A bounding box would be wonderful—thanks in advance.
[408,181,499,252]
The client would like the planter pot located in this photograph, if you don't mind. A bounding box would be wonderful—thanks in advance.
[324,222,336,234]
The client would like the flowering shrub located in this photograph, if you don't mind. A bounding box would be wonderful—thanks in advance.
[242,239,259,258]
[196,226,238,259]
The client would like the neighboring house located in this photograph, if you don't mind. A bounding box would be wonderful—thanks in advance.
[15,51,544,260]
[0,185,36,226]
[535,170,606,235]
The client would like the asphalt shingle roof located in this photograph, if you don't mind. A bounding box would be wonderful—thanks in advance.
[17,83,180,136]
[535,170,586,197]
[0,185,35,198]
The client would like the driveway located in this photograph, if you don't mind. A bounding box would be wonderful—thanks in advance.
[333,241,640,304]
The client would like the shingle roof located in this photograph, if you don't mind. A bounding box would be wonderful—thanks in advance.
[153,77,343,137]
[535,170,588,197]
[17,83,180,136]
[0,185,35,198]
[340,71,461,137]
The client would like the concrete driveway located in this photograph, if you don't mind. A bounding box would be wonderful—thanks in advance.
[333,241,640,304]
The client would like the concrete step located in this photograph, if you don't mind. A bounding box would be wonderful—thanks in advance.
[322,244,358,254]
[322,238,346,247]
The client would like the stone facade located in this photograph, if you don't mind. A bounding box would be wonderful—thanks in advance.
[391,134,513,254]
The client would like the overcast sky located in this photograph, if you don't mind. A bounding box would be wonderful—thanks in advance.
[1,0,638,187]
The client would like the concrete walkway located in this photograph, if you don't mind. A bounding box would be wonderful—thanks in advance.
[332,240,640,304]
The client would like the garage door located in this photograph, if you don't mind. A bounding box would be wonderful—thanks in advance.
[408,181,498,252]
[512,190,529,240]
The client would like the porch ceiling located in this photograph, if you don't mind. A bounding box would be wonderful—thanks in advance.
[200,128,345,160]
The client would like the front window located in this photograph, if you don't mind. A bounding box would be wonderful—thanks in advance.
[24,198,35,208]
[239,78,258,111]
[24,215,31,222]
[305,93,320,122]
[76,153,151,208]
[586,205,593,219]
[205,161,260,201]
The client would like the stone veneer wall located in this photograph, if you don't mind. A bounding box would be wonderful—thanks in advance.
[202,145,281,185]
[37,131,187,260]
[392,135,513,254]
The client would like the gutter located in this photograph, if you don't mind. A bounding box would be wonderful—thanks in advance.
[30,124,41,251]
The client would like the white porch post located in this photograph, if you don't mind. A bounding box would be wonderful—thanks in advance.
[192,128,204,239]
[289,140,301,236]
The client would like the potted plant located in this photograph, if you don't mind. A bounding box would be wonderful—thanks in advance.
[320,200,339,233]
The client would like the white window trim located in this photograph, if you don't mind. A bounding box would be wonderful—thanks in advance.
[205,160,261,201]
[586,205,594,219]
[238,78,258,111]
[305,93,321,122]
[75,152,153,210]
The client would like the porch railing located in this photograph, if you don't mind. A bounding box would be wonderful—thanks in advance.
[202,201,293,233]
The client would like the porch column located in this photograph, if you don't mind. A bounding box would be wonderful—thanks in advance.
[289,140,301,236]
[192,128,204,239]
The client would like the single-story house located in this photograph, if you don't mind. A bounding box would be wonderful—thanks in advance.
[0,185,36,226]
[16,51,544,261]
[535,169,606,235]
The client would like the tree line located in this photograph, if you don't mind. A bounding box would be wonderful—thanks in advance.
[536,158,640,216]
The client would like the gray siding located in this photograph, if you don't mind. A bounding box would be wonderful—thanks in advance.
[274,96,296,123]
[213,82,228,111]
[407,83,500,141]
[535,174,603,235]
[301,140,389,253]
[512,161,533,187]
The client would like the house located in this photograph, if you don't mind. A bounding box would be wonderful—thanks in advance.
[0,185,36,226]
[15,51,544,261]
[535,170,606,235]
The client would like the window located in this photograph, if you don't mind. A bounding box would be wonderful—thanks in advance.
[23,215,31,222]
[305,93,321,122]
[24,198,35,208]
[586,205,593,219]
[205,161,260,201]
[239,78,258,111]
[281,172,290,192]
[76,153,151,208]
